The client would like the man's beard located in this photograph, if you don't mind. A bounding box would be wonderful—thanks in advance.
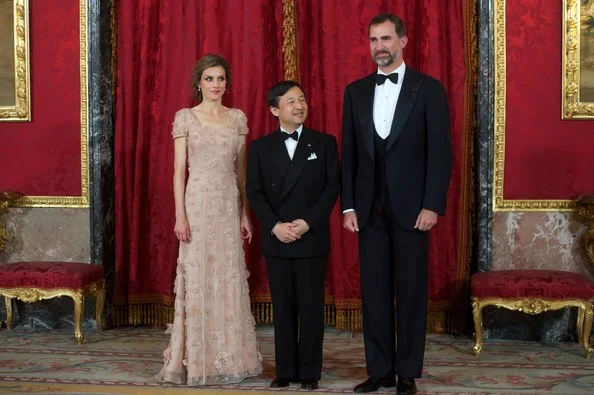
[373,51,395,67]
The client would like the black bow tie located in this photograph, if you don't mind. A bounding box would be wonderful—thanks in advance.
[375,73,398,86]
[282,131,299,141]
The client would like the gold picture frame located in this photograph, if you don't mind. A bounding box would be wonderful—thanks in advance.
[0,0,30,121]
[562,0,594,119]
[12,0,89,208]
[493,0,575,211]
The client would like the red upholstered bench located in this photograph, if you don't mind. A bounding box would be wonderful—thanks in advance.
[0,261,105,343]
[471,270,594,358]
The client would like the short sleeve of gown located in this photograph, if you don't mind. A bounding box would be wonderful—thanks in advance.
[234,109,249,136]
[171,109,189,139]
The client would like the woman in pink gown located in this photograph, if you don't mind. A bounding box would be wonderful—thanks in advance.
[157,54,262,385]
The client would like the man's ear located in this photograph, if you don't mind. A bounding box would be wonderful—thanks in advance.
[400,35,409,49]
[269,106,279,117]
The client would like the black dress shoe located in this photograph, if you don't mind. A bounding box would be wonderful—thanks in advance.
[301,379,319,390]
[353,376,396,392]
[270,378,291,388]
[396,377,417,395]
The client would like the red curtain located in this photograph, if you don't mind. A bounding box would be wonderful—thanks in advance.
[297,0,474,332]
[114,0,283,325]
[114,0,474,333]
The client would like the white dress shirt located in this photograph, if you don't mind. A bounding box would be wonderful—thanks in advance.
[281,125,303,160]
[373,62,406,139]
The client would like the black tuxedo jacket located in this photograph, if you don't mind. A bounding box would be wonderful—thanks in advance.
[247,127,339,258]
[341,67,453,230]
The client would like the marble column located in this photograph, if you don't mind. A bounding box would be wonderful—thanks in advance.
[476,0,494,273]
[88,0,115,327]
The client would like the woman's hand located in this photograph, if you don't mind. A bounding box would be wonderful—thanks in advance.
[174,217,191,243]
[241,213,253,243]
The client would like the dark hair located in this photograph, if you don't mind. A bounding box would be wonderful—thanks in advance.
[267,80,304,108]
[368,13,406,38]
[191,54,232,101]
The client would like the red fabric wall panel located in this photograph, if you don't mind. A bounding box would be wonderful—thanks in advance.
[0,0,81,197]
[505,1,594,199]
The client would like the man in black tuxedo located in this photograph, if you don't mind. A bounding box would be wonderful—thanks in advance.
[247,81,339,391]
[341,13,453,395]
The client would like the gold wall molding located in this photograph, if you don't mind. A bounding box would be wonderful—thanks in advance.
[0,0,30,121]
[13,0,89,208]
[576,196,594,264]
[493,0,575,211]
[562,0,594,119]
[282,0,299,82]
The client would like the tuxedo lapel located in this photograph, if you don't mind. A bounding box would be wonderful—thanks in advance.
[358,75,376,160]
[281,128,318,199]
[266,130,291,177]
[386,68,422,152]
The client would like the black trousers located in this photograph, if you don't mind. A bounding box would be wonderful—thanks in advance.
[265,255,328,380]
[359,200,429,378]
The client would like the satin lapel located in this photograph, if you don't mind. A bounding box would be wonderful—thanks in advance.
[386,69,422,152]
[266,130,291,177]
[281,129,318,199]
[358,75,376,161]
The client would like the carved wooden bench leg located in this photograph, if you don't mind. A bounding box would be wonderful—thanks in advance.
[73,291,85,344]
[471,297,484,356]
[3,296,12,330]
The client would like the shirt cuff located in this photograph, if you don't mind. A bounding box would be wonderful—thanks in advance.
[342,209,355,214]
[271,221,281,236]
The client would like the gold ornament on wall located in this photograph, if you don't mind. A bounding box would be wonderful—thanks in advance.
[576,195,594,265]
[0,191,22,254]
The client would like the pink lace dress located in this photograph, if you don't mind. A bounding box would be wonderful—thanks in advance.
[157,108,262,385]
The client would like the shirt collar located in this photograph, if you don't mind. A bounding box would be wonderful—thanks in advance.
[280,124,304,138]
[377,62,406,84]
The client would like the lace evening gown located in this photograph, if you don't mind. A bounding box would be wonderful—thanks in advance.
[157,108,262,385]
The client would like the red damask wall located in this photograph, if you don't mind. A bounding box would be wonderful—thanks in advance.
[0,0,82,197]
[505,1,594,200]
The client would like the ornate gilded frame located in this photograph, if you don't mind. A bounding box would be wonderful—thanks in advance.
[493,0,575,211]
[13,0,89,207]
[0,0,30,121]
[562,0,594,119]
